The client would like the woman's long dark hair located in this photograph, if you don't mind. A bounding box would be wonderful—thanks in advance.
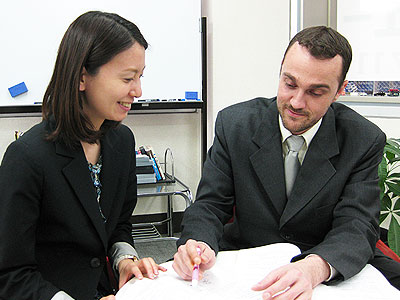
[42,11,148,148]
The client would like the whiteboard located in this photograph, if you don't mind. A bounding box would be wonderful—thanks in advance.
[0,0,202,107]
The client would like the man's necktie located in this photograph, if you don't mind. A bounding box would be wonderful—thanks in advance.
[285,135,305,197]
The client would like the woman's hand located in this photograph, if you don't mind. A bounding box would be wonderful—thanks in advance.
[118,257,167,289]
[100,295,116,300]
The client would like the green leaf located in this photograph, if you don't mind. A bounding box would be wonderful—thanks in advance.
[385,151,395,162]
[387,181,400,197]
[387,138,400,148]
[387,173,400,180]
[388,217,400,257]
[379,212,389,224]
[394,199,400,211]
[381,194,392,211]
[388,157,400,164]
[384,139,400,159]
[378,157,388,180]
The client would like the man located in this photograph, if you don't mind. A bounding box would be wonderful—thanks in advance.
[172,26,400,299]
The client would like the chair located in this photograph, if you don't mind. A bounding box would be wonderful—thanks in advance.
[376,239,400,262]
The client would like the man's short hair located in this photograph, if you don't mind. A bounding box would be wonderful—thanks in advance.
[282,26,352,87]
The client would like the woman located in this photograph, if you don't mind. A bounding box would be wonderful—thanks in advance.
[0,11,165,300]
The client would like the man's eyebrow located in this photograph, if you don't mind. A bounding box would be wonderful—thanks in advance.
[282,72,296,82]
[282,72,330,90]
[309,83,330,90]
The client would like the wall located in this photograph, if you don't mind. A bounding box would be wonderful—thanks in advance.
[337,100,400,138]
[202,0,291,147]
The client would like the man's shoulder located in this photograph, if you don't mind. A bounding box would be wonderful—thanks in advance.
[221,97,276,113]
[218,97,277,124]
[214,97,278,139]
[331,102,384,136]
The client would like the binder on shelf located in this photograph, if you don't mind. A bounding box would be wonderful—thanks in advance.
[141,145,166,180]
[136,147,176,185]
[136,165,154,174]
[135,153,157,184]
[137,173,156,184]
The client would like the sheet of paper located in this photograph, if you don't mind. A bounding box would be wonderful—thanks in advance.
[116,243,400,300]
[116,260,263,300]
[314,264,400,299]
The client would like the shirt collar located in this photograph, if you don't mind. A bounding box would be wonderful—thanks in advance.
[279,115,322,148]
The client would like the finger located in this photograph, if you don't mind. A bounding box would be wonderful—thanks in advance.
[264,279,294,299]
[199,247,216,270]
[158,265,168,272]
[186,239,202,265]
[270,285,311,300]
[177,244,197,275]
[172,260,192,280]
[142,257,159,276]
[263,286,292,300]
[100,296,116,300]
[140,257,157,279]
[173,251,193,280]
[130,264,144,280]
[253,272,295,299]
[273,276,312,300]
[252,273,277,291]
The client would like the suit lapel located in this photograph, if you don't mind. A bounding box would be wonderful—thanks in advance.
[57,142,108,249]
[99,129,125,230]
[250,102,287,215]
[280,107,340,227]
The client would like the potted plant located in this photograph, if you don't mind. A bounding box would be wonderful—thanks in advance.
[378,138,400,256]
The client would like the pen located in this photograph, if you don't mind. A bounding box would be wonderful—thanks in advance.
[192,246,201,287]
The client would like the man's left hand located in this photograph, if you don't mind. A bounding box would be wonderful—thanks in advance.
[252,255,330,300]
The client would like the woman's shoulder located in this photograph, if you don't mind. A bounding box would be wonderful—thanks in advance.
[104,123,135,147]
[2,121,53,172]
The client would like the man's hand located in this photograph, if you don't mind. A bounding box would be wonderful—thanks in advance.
[252,255,330,300]
[118,257,167,289]
[172,239,216,280]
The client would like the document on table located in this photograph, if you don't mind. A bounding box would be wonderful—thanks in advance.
[116,243,400,300]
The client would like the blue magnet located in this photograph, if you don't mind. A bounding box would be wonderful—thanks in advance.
[185,91,198,100]
[8,82,28,97]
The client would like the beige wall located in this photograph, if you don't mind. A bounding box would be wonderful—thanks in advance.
[202,0,291,147]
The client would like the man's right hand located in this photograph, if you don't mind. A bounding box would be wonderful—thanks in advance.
[172,239,216,280]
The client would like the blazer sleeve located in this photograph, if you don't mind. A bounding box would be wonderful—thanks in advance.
[178,111,235,252]
[0,140,60,300]
[292,130,386,282]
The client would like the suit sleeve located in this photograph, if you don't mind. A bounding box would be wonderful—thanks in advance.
[178,112,235,252]
[292,130,386,282]
[0,141,60,300]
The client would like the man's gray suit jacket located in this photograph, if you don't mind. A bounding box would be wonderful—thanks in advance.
[179,97,386,282]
